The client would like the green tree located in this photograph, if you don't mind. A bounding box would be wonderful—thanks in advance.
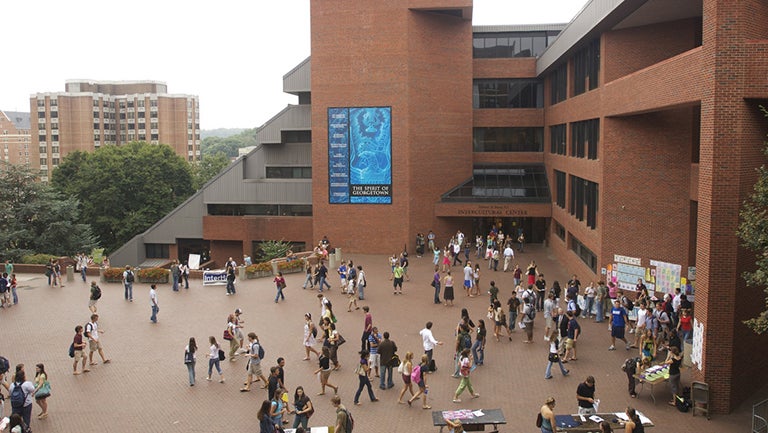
[191,152,231,190]
[201,128,257,158]
[256,240,293,261]
[738,106,768,334]
[51,142,195,253]
[0,164,98,260]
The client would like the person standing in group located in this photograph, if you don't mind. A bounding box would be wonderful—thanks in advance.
[75,255,86,283]
[377,331,397,390]
[122,265,135,302]
[664,346,683,406]
[206,336,224,383]
[234,308,246,353]
[420,322,443,372]
[543,292,556,341]
[513,264,522,288]
[356,265,367,301]
[273,272,286,303]
[539,397,558,433]
[291,386,314,430]
[526,260,538,287]
[71,326,89,375]
[361,306,373,352]
[407,354,431,409]
[623,407,644,433]
[7,369,35,428]
[443,271,455,306]
[544,334,569,379]
[88,281,101,314]
[536,274,547,312]
[312,346,338,395]
[226,265,236,296]
[397,351,415,404]
[171,260,181,291]
[462,261,473,297]
[32,363,50,420]
[53,260,63,287]
[226,314,239,361]
[180,261,190,289]
[367,327,382,379]
[149,284,159,323]
[609,299,632,351]
[507,291,521,333]
[564,311,581,362]
[584,282,596,318]
[8,273,17,306]
[431,266,441,304]
[453,324,472,377]
[452,348,479,403]
[85,314,110,366]
[184,337,197,386]
[353,350,379,405]
[472,319,486,366]
[595,281,607,323]
[521,297,536,343]
[302,313,320,360]
[441,247,451,273]
[268,387,289,427]
[392,261,405,295]
[576,376,598,415]
[258,399,279,433]
[0,273,10,308]
[632,302,649,349]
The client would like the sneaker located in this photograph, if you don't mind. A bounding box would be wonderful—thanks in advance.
[545,376,553,380]
[472,393,480,398]
[608,345,616,351]
[564,370,570,376]
[452,399,461,403]
[625,344,631,350]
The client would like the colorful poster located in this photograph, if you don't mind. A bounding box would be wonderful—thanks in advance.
[650,260,681,294]
[328,107,392,204]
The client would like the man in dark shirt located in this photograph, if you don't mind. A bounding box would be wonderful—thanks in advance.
[556,307,569,356]
[564,311,581,362]
[576,376,597,415]
[377,331,398,390]
[267,366,280,400]
[535,274,547,311]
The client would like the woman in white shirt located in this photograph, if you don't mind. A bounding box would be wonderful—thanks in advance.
[207,336,224,383]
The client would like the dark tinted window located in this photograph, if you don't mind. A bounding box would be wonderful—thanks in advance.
[473,127,543,152]
[473,31,560,58]
[473,79,543,108]
[550,124,566,155]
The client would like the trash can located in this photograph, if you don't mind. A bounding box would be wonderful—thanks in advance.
[66,265,75,283]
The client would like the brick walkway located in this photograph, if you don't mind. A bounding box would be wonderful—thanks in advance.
[0,245,757,432]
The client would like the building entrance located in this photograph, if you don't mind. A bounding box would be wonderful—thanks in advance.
[471,217,547,244]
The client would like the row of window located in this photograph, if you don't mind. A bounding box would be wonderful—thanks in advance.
[473,79,543,109]
[554,171,599,229]
[473,31,560,59]
[552,220,597,272]
[265,166,312,179]
[473,127,543,152]
[207,204,312,217]
[550,119,599,160]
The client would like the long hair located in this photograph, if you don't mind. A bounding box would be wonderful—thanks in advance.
[35,363,47,381]
[257,400,272,421]
[188,337,197,353]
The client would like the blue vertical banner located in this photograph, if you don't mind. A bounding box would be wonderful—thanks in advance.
[328,108,350,203]
[328,107,392,204]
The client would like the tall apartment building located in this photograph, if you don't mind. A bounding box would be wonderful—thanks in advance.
[0,110,32,167]
[31,80,200,181]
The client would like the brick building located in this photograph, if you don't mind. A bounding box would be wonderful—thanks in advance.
[112,0,768,413]
[30,80,200,181]
[0,110,32,167]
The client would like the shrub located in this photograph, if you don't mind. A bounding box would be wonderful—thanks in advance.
[246,262,272,275]
[103,267,125,280]
[21,254,58,264]
[277,259,305,271]
[138,268,170,280]
[256,240,293,261]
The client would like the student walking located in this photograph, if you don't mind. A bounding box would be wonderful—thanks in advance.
[184,337,197,386]
[71,326,89,375]
[353,350,378,405]
[274,272,286,303]
[452,349,479,402]
[206,336,225,383]
[149,284,159,323]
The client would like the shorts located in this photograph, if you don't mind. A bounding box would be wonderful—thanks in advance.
[89,339,102,351]
[611,326,626,339]
[464,280,472,288]
[248,360,263,376]
[393,277,403,288]
[320,369,331,383]
[402,373,411,384]
[545,317,554,329]
[565,338,576,349]
[368,353,380,369]
[74,350,84,362]
[88,299,98,308]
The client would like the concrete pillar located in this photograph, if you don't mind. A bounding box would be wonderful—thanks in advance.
[66,265,74,283]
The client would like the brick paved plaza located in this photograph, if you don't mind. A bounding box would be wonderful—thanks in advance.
[0,246,759,432]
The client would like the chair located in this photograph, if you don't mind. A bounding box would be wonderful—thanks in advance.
[691,381,710,419]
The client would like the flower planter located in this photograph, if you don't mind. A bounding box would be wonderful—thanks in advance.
[139,276,168,284]
[246,270,273,279]
[278,267,303,275]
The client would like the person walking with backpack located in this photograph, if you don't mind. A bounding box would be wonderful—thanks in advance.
[72,325,89,375]
[453,324,472,377]
[206,336,224,383]
[406,354,430,409]
[452,348,479,403]
[332,395,353,433]
[241,333,268,392]
[88,281,101,313]
[86,314,110,366]
[122,266,135,302]
[522,297,536,343]
[6,369,35,428]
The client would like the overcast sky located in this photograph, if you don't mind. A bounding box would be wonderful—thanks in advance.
[1,0,589,130]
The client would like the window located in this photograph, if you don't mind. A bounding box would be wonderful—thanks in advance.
[94,122,100,130]
[569,175,599,229]
[38,135,46,142]
[50,111,57,118]
[37,99,45,107]
[282,130,312,143]
[573,38,600,95]
[51,145,59,153]
[127,101,134,108]
[550,63,567,104]
[52,158,59,166]
[151,134,158,141]
[145,244,169,259]
[473,31,560,58]
[265,166,312,179]
[473,79,543,108]
[555,170,566,208]
[571,119,599,159]
[207,204,312,217]
[571,235,597,272]
[150,100,158,107]
[51,134,58,142]
[554,220,566,241]
[38,146,46,153]
[137,100,145,108]
[550,124,566,155]
[150,111,158,119]
[39,158,47,166]
[473,128,543,152]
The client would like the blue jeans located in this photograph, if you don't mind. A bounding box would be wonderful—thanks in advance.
[172,275,179,291]
[275,285,285,302]
[151,305,158,322]
[186,361,196,385]
[545,357,569,378]
[226,280,236,294]
[585,297,595,317]
[293,414,309,429]
[358,284,365,300]
[596,299,604,322]
[11,286,17,304]
[433,281,441,304]
[472,340,484,365]
[509,311,518,330]
[380,364,394,388]
[81,266,87,282]
[302,273,313,289]
[319,276,331,291]
[208,358,222,376]
[354,374,376,403]
[124,282,133,300]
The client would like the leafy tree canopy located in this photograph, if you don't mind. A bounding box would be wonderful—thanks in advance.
[201,128,257,159]
[191,152,231,190]
[0,164,98,260]
[256,240,293,261]
[738,106,768,334]
[51,142,194,253]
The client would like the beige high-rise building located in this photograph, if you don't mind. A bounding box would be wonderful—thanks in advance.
[31,80,200,181]
[0,110,32,168]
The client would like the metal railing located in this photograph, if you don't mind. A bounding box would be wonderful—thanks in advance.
[753,398,768,433]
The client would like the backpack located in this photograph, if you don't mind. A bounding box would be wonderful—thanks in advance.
[256,342,265,359]
[11,381,26,409]
[84,323,94,339]
[460,332,472,349]
[69,343,75,358]
[125,271,135,283]
[527,306,537,321]
[410,363,422,383]
[621,357,639,375]
[92,286,102,300]
[622,295,634,311]
[338,407,355,433]
[570,300,581,318]
[0,356,9,375]
[536,412,543,428]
